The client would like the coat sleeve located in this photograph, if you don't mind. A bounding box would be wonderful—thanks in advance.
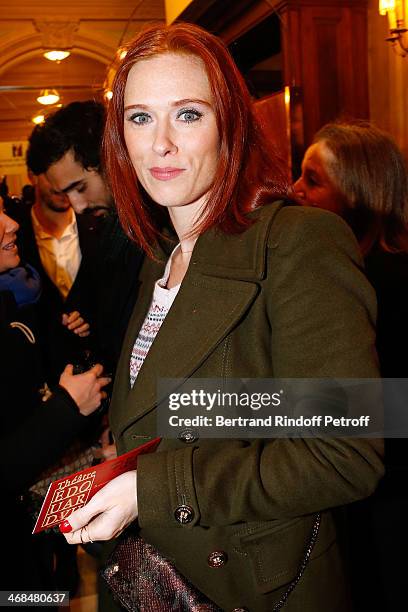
[0,387,90,494]
[137,207,384,528]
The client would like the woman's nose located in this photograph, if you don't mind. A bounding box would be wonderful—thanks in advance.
[292,177,305,199]
[152,122,178,157]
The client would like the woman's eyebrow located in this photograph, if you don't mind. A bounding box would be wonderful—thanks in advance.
[171,98,211,107]
[124,98,212,111]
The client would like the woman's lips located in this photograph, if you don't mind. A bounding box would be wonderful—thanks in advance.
[149,167,185,181]
[2,240,17,251]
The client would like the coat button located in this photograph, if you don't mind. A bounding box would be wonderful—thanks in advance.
[207,550,228,568]
[178,428,199,444]
[174,504,195,524]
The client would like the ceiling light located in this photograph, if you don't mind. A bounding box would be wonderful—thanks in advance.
[43,50,70,62]
[37,89,60,105]
[32,113,45,125]
[105,90,113,100]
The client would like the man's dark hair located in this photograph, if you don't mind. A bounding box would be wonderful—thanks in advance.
[26,100,106,175]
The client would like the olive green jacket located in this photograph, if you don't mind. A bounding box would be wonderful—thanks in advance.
[109,203,384,611]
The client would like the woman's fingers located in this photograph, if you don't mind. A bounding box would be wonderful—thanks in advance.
[60,496,101,536]
[59,472,138,543]
[63,508,129,544]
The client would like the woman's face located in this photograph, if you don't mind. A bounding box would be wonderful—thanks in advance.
[0,205,19,273]
[292,141,348,216]
[123,52,220,215]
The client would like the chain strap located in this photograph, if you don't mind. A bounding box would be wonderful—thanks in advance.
[272,512,322,611]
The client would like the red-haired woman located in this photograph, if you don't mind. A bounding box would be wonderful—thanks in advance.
[60,24,383,611]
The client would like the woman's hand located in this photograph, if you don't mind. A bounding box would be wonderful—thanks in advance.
[62,311,90,337]
[60,471,138,543]
[59,363,111,416]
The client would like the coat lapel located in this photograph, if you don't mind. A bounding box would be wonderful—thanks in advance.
[111,201,285,436]
[115,275,258,435]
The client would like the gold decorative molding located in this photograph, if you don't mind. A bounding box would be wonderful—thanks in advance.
[33,20,80,49]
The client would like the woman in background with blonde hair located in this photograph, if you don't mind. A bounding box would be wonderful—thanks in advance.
[294,120,408,609]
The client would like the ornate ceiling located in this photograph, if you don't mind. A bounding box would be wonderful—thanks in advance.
[0,0,166,141]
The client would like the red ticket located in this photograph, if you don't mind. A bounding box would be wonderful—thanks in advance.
[32,437,161,534]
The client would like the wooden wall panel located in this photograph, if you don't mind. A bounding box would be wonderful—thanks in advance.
[280,1,368,147]
[253,91,291,179]
[182,0,370,170]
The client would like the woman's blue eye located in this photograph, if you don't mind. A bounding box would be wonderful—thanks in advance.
[178,109,202,123]
[130,112,151,125]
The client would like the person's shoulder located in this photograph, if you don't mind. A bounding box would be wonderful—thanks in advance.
[258,201,358,252]
[251,199,349,229]
[255,199,345,225]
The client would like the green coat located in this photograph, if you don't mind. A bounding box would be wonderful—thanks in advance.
[109,202,383,611]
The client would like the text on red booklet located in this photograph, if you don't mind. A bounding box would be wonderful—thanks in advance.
[33,437,161,534]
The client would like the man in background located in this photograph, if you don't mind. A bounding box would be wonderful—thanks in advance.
[16,156,102,598]
[18,166,98,383]
[26,100,143,373]
[26,100,143,612]
[27,101,112,217]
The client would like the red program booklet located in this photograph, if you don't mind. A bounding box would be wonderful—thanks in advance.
[32,437,161,534]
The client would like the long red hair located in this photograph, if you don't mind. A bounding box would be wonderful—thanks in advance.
[103,22,287,254]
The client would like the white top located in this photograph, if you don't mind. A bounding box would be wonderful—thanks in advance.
[130,246,181,388]
[31,206,82,300]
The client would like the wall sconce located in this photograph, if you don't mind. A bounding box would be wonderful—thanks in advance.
[379,0,408,55]
[37,89,60,105]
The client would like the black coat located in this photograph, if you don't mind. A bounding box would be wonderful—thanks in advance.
[348,248,408,610]
[94,213,144,374]
[0,290,96,590]
[17,209,100,382]
[365,249,408,378]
